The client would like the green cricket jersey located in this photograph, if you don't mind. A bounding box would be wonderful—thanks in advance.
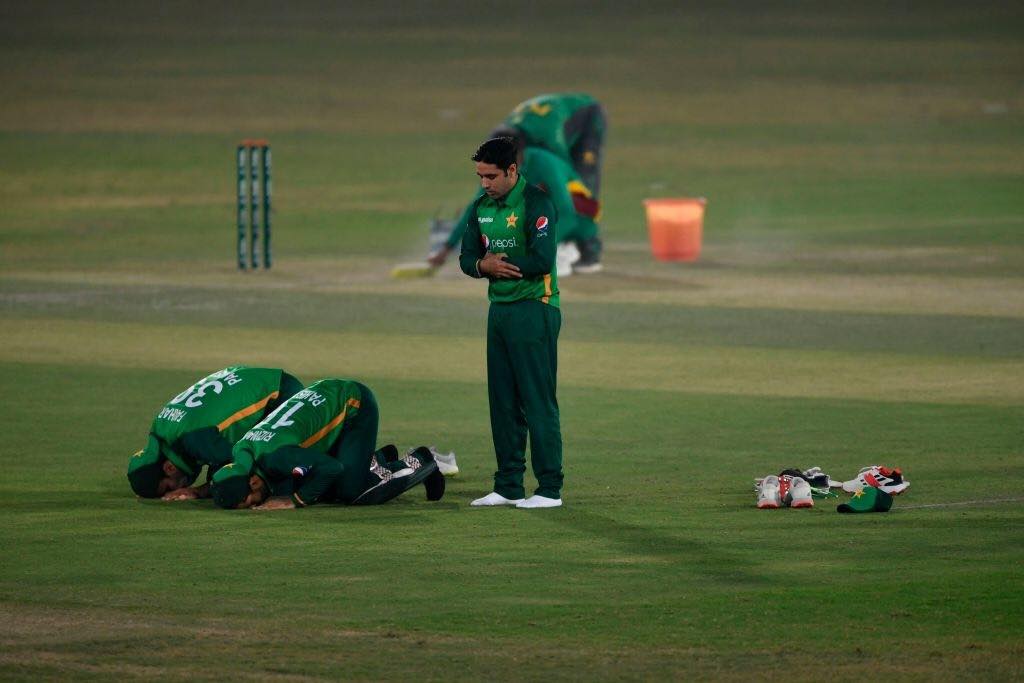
[148,366,291,476]
[446,147,597,250]
[230,378,364,468]
[255,446,344,507]
[222,379,367,506]
[459,175,559,307]
[505,93,599,161]
[520,147,599,242]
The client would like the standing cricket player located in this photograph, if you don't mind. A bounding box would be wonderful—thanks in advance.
[460,137,564,509]
[429,93,605,273]
[209,378,444,509]
[127,366,303,500]
[430,145,601,273]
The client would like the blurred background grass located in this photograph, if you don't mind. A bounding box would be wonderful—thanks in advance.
[1,1,1023,679]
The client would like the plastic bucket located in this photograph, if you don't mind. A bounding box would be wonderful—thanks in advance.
[643,197,706,262]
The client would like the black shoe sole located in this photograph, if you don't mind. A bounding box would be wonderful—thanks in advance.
[424,467,445,501]
[375,444,399,464]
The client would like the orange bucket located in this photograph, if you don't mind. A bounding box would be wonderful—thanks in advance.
[643,197,707,262]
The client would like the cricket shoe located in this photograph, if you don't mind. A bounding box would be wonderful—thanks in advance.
[470,492,524,507]
[572,237,603,274]
[784,475,814,508]
[756,475,782,509]
[516,495,562,509]
[408,446,458,476]
[842,465,910,495]
[556,242,581,277]
[429,447,459,477]
[778,467,841,490]
[800,466,843,489]
[373,444,399,466]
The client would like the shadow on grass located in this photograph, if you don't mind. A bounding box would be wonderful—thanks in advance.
[542,507,770,587]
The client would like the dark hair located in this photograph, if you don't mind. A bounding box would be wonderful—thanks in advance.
[472,136,518,171]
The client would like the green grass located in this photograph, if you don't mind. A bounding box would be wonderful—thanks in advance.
[1,1,1023,680]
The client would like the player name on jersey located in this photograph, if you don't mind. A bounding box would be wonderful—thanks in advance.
[157,407,187,423]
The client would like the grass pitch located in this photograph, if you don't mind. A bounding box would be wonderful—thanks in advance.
[1,2,1023,680]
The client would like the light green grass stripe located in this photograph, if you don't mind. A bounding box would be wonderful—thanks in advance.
[2,316,1020,406]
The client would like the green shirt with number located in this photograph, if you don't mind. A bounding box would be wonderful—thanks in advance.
[222,379,366,506]
[150,366,293,475]
[458,175,559,307]
[229,379,365,473]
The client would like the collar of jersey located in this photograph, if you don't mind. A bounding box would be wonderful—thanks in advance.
[488,174,525,208]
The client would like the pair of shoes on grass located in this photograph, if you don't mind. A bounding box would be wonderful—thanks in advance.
[756,474,814,509]
[470,492,562,509]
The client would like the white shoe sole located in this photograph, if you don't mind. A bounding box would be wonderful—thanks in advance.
[515,496,563,509]
[470,493,524,507]
[842,480,910,495]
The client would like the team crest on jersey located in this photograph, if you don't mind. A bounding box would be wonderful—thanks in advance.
[535,216,549,237]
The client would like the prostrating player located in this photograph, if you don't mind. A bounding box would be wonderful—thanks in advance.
[429,93,606,273]
[209,378,445,510]
[459,137,564,509]
[127,366,303,500]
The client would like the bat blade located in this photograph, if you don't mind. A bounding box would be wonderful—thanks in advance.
[390,261,436,279]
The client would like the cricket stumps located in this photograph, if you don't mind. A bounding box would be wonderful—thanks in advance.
[236,139,272,270]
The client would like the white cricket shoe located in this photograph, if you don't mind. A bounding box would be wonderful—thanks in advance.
[433,451,459,476]
[842,465,910,495]
[556,242,581,277]
[470,492,524,507]
[786,476,814,508]
[416,446,458,476]
[757,475,782,509]
[515,495,562,509]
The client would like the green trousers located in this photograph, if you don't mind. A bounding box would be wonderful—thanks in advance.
[487,300,563,499]
[328,382,380,503]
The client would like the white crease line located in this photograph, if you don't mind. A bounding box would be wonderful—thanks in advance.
[899,497,1024,510]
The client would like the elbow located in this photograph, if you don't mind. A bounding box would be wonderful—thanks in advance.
[460,256,483,278]
[517,258,554,278]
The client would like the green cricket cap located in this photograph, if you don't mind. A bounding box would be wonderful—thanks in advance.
[127,434,200,498]
[126,434,164,498]
[211,453,257,509]
[837,486,893,514]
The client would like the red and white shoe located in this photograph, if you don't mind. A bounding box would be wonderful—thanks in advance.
[785,476,814,508]
[842,465,910,495]
[757,475,782,509]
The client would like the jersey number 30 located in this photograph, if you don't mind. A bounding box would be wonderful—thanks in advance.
[170,380,225,408]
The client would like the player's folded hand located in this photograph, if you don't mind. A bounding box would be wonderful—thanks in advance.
[480,252,522,279]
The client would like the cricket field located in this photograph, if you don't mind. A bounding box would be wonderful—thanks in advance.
[1,2,1022,680]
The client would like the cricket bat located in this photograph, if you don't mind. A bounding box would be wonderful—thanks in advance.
[390,261,436,279]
